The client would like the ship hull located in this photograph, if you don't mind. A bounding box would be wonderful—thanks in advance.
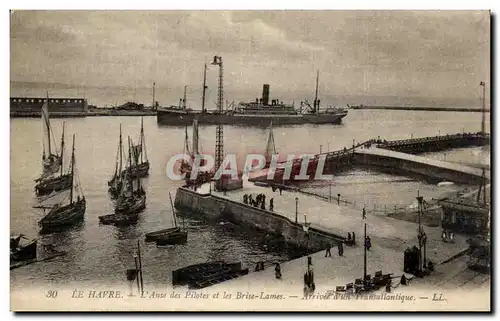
[39,199,86,233]
[157,110,347,126]
[35,174,72,196]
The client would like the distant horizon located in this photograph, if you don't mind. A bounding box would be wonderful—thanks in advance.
[10,80,487,109]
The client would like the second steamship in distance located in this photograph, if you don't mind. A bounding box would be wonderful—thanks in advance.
[157,61,349,126]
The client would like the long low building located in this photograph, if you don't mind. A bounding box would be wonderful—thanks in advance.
[10,97,88,117]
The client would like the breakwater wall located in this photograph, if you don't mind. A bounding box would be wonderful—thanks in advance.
[174,187,345,251]
[350,106,490,112]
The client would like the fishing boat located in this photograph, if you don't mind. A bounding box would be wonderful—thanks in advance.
[10,234,37,262]
[153,192,187,245]
[37,135,86,233]
[115,137,146,215]
[124,117,149,178]
[40,93,62,175]
[108,124,125,198]
[35,123,72,195]
[98,212,140,226]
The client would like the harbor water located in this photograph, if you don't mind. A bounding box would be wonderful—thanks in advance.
[10,109,490,290]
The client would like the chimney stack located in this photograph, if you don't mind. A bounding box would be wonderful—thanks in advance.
[262,84,270,105]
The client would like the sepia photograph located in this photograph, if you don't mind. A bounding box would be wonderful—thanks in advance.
[9,9,491,312]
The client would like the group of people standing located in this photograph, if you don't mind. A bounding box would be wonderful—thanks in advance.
[243,193,274,211]
[325,241,344,257]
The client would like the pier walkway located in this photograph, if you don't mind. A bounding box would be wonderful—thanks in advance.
[199,179,468,260]
[190,180,488,310]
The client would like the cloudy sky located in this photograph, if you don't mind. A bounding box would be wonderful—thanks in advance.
[10,10,490,101]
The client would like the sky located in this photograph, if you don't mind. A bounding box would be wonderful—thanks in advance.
[10,10,490,103]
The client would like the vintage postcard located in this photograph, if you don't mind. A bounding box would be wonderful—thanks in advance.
[10,10,490,312]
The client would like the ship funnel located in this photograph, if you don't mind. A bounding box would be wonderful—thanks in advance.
[262,84,270,106]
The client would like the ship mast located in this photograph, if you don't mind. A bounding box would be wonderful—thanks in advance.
[480,81,486,134]
[314,70,319,113]
[152,82,156,110]
[183,85,187,110]
[202,64,207,113]
[70,134,75,204]
[60,122,65,176]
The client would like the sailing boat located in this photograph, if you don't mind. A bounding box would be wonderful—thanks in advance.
[10,234,37,262]
[37,134,86,233]
[264,121,277,168]
[35,122,72,195]
[115,137,146,214]
[40,93,62,176]
[179,119,199,176]
[156,193,187,246]
[145,192,183,242]
[108,124,125,198]
[99,138,146,225]
[125,117,149,178]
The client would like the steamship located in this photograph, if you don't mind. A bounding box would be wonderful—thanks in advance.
[157,67,348,126]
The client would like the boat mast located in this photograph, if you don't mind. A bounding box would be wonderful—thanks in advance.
[363,222,367,279]
[128,137,133,192]
[152,82,156,110]
[314,70,319,113]
[202,64,207,113]
[183,85,187,110]
[45,92,52,156]
[480,81,486,134]
[70,134,75,204]
[169,192,177,228]
[192,120,199,156]
[184,126,191,157]
[60,122,65,176]
[140,117,144,165]
[119,124,123,175]
[134,137,140,192]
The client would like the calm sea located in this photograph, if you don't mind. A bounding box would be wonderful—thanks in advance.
[10,109,490,290]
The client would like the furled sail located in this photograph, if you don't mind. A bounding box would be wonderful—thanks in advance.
[265,121,277,165]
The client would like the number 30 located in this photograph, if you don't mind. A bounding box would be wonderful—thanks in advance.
[46,290,58,298]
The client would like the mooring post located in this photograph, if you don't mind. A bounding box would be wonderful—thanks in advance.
[137,240,144,294]
[295,197,299,223]
[134,255,140,295]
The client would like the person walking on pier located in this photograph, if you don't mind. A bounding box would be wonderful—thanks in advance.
[365,236,372,251]
[347,232,352,244]
[261,201,266,210]
[352,232,356,245]
[243,194,248,204]
[325,243,332,257]
[262,194,266,207]
[269,198,274,211]
[275,263,282,279]
[338,242,344,256]
[249,194,253,206]
[362,206,366,220]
